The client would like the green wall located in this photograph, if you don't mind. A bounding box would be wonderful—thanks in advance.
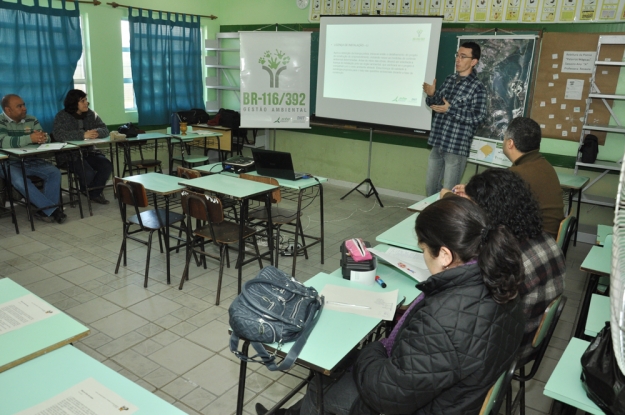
[78,1,622,227]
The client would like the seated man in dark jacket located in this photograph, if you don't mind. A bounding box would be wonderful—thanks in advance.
[256,197,525,415]
[53,89,113,204]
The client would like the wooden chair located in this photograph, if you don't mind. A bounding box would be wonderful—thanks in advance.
[556,214,577,258]
[114,177,185,287]
[506,295,567,415]
[121,140,162,176]
[239,173,307,271]
[480,358,517,415]
[179,189,262,305]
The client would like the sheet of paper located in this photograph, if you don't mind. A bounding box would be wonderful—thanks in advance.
[192,130,219,136]
[38,143,66,150]
[369,247,431,282]
[0,294,59,336]
[16,378,138,415]
[564,79,584,100]
[320,285,398,321]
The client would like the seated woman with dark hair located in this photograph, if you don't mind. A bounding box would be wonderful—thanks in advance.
[256,196,525,415]
[463,168,565,361]
[53,89,113,204]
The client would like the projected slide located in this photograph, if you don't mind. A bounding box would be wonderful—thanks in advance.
[324,24,430,106]
[316,16,442,132]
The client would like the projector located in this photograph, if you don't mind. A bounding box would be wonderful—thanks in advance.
[222,155,255,174]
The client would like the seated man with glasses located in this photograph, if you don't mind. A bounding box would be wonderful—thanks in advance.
[422,41,487,196]
[0,94,66,224]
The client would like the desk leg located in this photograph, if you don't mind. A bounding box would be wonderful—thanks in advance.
[236,341,250,415]
[74,149,87,218]
[265,192,274,266]
[292,191,305,276]
[314,371,324,415]
[165,195,171,285]
[167,137,174,175]
[319,184,324,265]
[2,160,18,234]
[114,142,121,178]
[237,199,248,294]
[574,273,599,338]
[575,188,581,246]
[19,159,35,232]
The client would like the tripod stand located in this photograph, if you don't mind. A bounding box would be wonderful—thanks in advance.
[340,128,384,207]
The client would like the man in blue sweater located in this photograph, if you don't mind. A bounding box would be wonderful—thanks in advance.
[0,94,66,223]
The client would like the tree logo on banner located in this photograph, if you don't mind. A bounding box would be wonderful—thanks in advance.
[258,50,291,88]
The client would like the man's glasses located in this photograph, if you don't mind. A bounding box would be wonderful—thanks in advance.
[455,53,474,60]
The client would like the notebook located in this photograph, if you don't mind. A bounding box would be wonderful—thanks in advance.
[251,149,306,181]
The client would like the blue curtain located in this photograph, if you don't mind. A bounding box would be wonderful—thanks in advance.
[0,0,82,132]
[129,9,203,126]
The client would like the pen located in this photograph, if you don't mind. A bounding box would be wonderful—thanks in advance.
[375,276,387,288]
[326,301,370,309]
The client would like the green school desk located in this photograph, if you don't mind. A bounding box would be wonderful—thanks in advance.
[596,224,612,246]
[0,345,185,414]
[407,193,438,212]
[543,337,603,415]
[195,163,328,275]
[122,173,185,285]
[234,270,422,415]
[576,235,612,337]
[557,172,589,245]
[585,294,610,338]
[117,132,172,176]
[179,174,277,292]
[375,213,421,252]
[0,278,89,373]
[1,144,77,231]
[170,131,221,167]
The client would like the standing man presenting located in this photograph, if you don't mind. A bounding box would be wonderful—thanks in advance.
[423,41,487,196]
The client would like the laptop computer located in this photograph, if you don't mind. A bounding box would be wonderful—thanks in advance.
[251,149,306,181]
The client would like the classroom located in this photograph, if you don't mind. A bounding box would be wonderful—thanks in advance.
[0,0,623,414]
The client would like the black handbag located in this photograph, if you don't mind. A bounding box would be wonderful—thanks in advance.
[581,321,625,414]
[229,266,323,371]
[579,134,599,164]
[117,122,140,138]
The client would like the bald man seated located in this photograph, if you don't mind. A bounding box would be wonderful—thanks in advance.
[0,94,66,223]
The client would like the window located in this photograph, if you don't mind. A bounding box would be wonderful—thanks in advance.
[73,52,86,92]
[121,20,136,111]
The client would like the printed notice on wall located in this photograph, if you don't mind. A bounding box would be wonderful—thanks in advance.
[561,51,597,73]
[16,378,138,415]
[565,79,585,100]
[0,294,58,336]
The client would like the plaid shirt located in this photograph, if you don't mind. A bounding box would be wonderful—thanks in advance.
[426,71,487,157]
[517,232,566,362]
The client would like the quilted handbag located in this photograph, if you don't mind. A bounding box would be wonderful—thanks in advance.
[229,266,323,371]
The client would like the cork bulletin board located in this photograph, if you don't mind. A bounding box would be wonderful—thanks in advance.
[530,32,625,144]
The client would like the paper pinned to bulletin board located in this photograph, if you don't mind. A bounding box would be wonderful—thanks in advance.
[529,32,625,144]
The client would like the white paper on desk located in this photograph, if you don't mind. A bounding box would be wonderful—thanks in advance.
[16,378,138,415]
[38,143,66,150]
[369,247,431,282]
[0,294,58,336]
[320,285,398,321]
[192,130,218,136]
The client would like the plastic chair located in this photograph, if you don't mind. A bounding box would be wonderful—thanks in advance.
[506,295,567,415]
[114,177,185,288]
[480,358,517,415]
[179,189,263,305]
[239,173,308,271]
[556,214,577,258]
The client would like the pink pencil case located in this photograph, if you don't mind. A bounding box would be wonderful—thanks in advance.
[345,238,372,262]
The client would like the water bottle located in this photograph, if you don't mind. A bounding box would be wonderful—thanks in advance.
[171,112,180,134]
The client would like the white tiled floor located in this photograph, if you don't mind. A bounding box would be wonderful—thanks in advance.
[0,183,592,415]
